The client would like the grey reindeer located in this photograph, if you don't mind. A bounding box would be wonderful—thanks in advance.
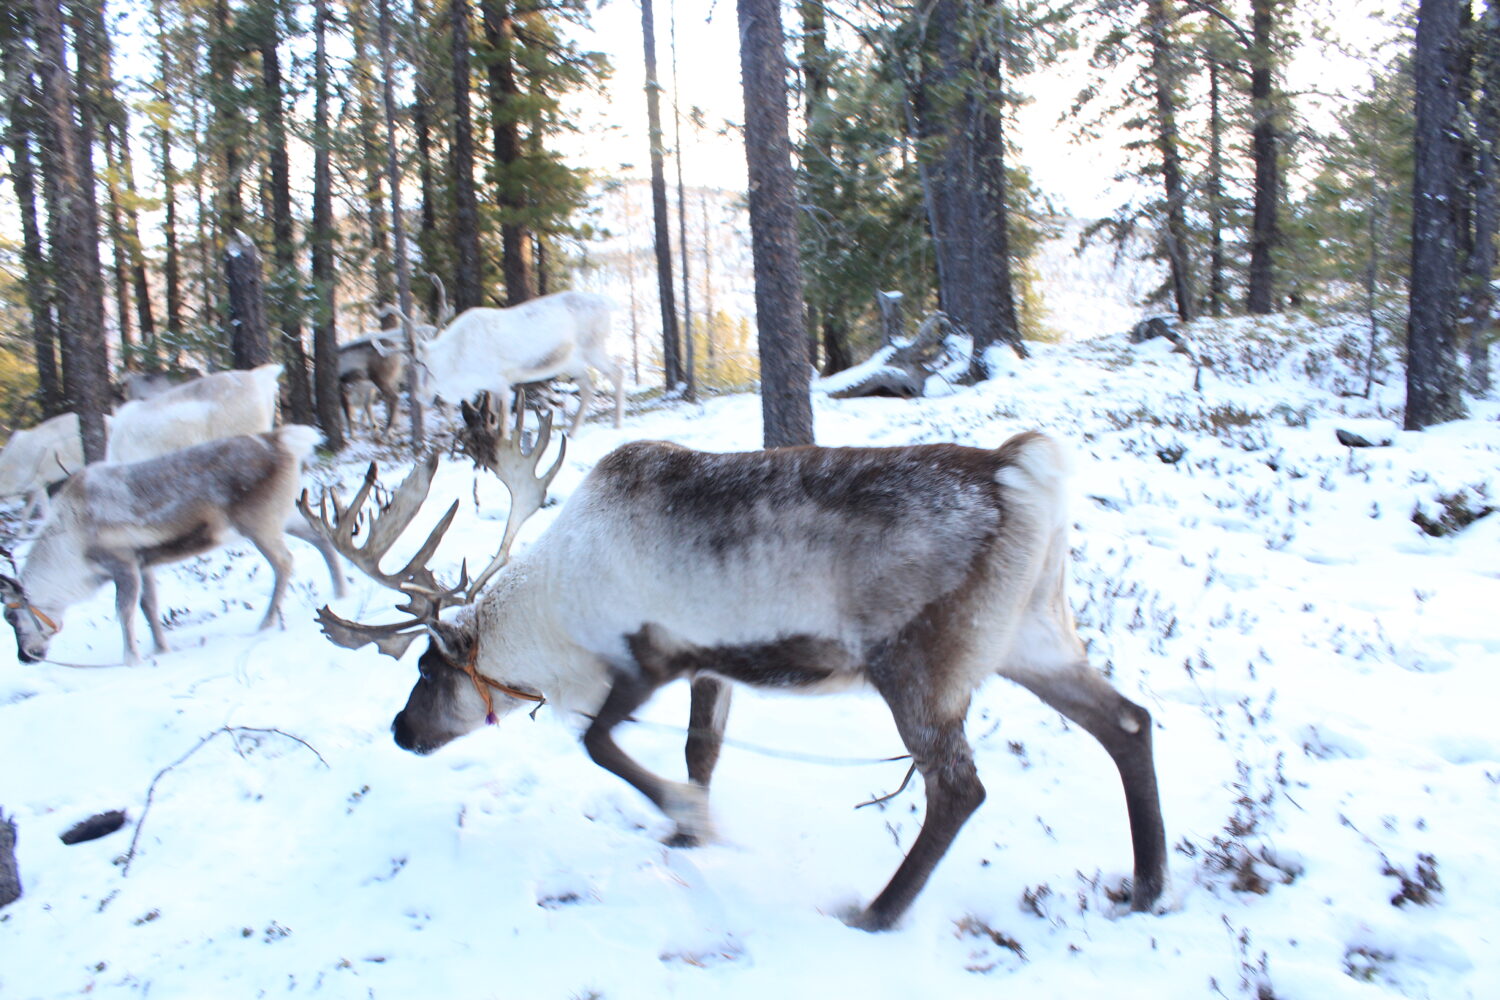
[302,398,1168,932]
[1,426,344,665]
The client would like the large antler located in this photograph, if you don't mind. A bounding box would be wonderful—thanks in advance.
[298,391,565,658]
[297,452,466,658]
[459,390,566,595]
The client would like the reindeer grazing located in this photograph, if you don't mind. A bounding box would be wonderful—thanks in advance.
[0,426,344,666]
[301,398,1167,931]
[0,413,90,518]
[416,291,625,437]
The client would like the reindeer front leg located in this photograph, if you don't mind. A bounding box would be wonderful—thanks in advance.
[685,675,732,789]
[101,558,144,665]
[139,568,171,653]
[582,669,713,846]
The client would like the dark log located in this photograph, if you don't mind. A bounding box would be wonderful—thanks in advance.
[59,809,128,845]
[0,808,19,908]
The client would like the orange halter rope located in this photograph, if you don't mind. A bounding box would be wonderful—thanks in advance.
[6,601,58,634]
[462,643,544,724]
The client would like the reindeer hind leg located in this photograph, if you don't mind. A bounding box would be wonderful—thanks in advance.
[1009,663,1168,913]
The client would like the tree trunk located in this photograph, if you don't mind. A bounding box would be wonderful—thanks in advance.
[1405,0,1469,428]
[151,0,184,360]
[670,4,695,400]
[1207,52,1226,317]
[209,0,245,236]
[737,0,814,447]
[449,0,486,312]
[909,0,1023,381]
[311,0,344,450]
[377,0,424,449]
[259,13,314,424]
[33,0,111,461]
[800,0,851,376]
[352,1,395,327]
[1144,0,1196,321]
[225,231,273,370]
[641,0,682,389]
[1246,0,1279,314]
[409,0,444,321]
[1464,0,1498,394]
[481,0,537,305]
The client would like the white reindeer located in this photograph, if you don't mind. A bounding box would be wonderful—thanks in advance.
[107,364,282,464]
[416,291,624,437]
[0,426,344,665]
[0,413,91,518]
[303,402,1168,932]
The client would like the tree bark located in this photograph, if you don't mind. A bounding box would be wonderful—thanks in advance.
[377,0,424,449]
[352,2,396,327]
[33,0,111,461]
[1463,0,1498,394]
[449,0,486,312]
[151,0,184,360]
[259,8,314,423]
[1405,0,1469,428]
[409,0,444,321]
[670,4,695,400]
[641,0,682,388]
[1207,52,1227,317]
[311,0,344,450]
[737,0,814,447]
[1144,0,1196,321]
[1246,0,1280,314]
[481,0,537,304]
[209,0,245,235]
[225,231,273,370]
[909,0,1023,380]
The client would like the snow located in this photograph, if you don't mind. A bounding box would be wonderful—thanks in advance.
[3,314,1500,999]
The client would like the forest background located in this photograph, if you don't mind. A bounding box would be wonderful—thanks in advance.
[0,0,1494,450]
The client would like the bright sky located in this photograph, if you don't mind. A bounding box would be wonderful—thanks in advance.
[568,0,1408,220]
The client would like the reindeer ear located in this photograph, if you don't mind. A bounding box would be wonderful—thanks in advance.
[427,618,475,666]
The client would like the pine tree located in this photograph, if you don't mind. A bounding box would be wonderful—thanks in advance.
[1406,0,1469,428]
[31,0,111,459]
[738,0,814,447]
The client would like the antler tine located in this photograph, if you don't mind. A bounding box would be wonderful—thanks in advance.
[465,390,568,596]
[297,451,469,649]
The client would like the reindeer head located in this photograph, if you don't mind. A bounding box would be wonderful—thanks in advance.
[0,573,60,664]
[299,392,560,753]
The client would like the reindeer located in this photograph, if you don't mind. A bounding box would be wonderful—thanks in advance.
[300,398,1168,932]
[0,426,344,666]
[415,291,625,438]
[0,413,90,519]
[107,364,283,465]
[338,331,407,435]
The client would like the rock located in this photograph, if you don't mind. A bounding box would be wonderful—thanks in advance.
[1334,419,1397,448]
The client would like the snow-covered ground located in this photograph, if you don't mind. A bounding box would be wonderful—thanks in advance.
[2,313,1498,999]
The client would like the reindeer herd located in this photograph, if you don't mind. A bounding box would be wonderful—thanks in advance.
[0,291,1170,933]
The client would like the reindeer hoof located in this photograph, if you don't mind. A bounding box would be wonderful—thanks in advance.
[663,830,703,849]
[842,904,898,933]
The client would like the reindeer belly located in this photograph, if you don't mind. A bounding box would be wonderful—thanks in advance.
[138,520,221,566]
